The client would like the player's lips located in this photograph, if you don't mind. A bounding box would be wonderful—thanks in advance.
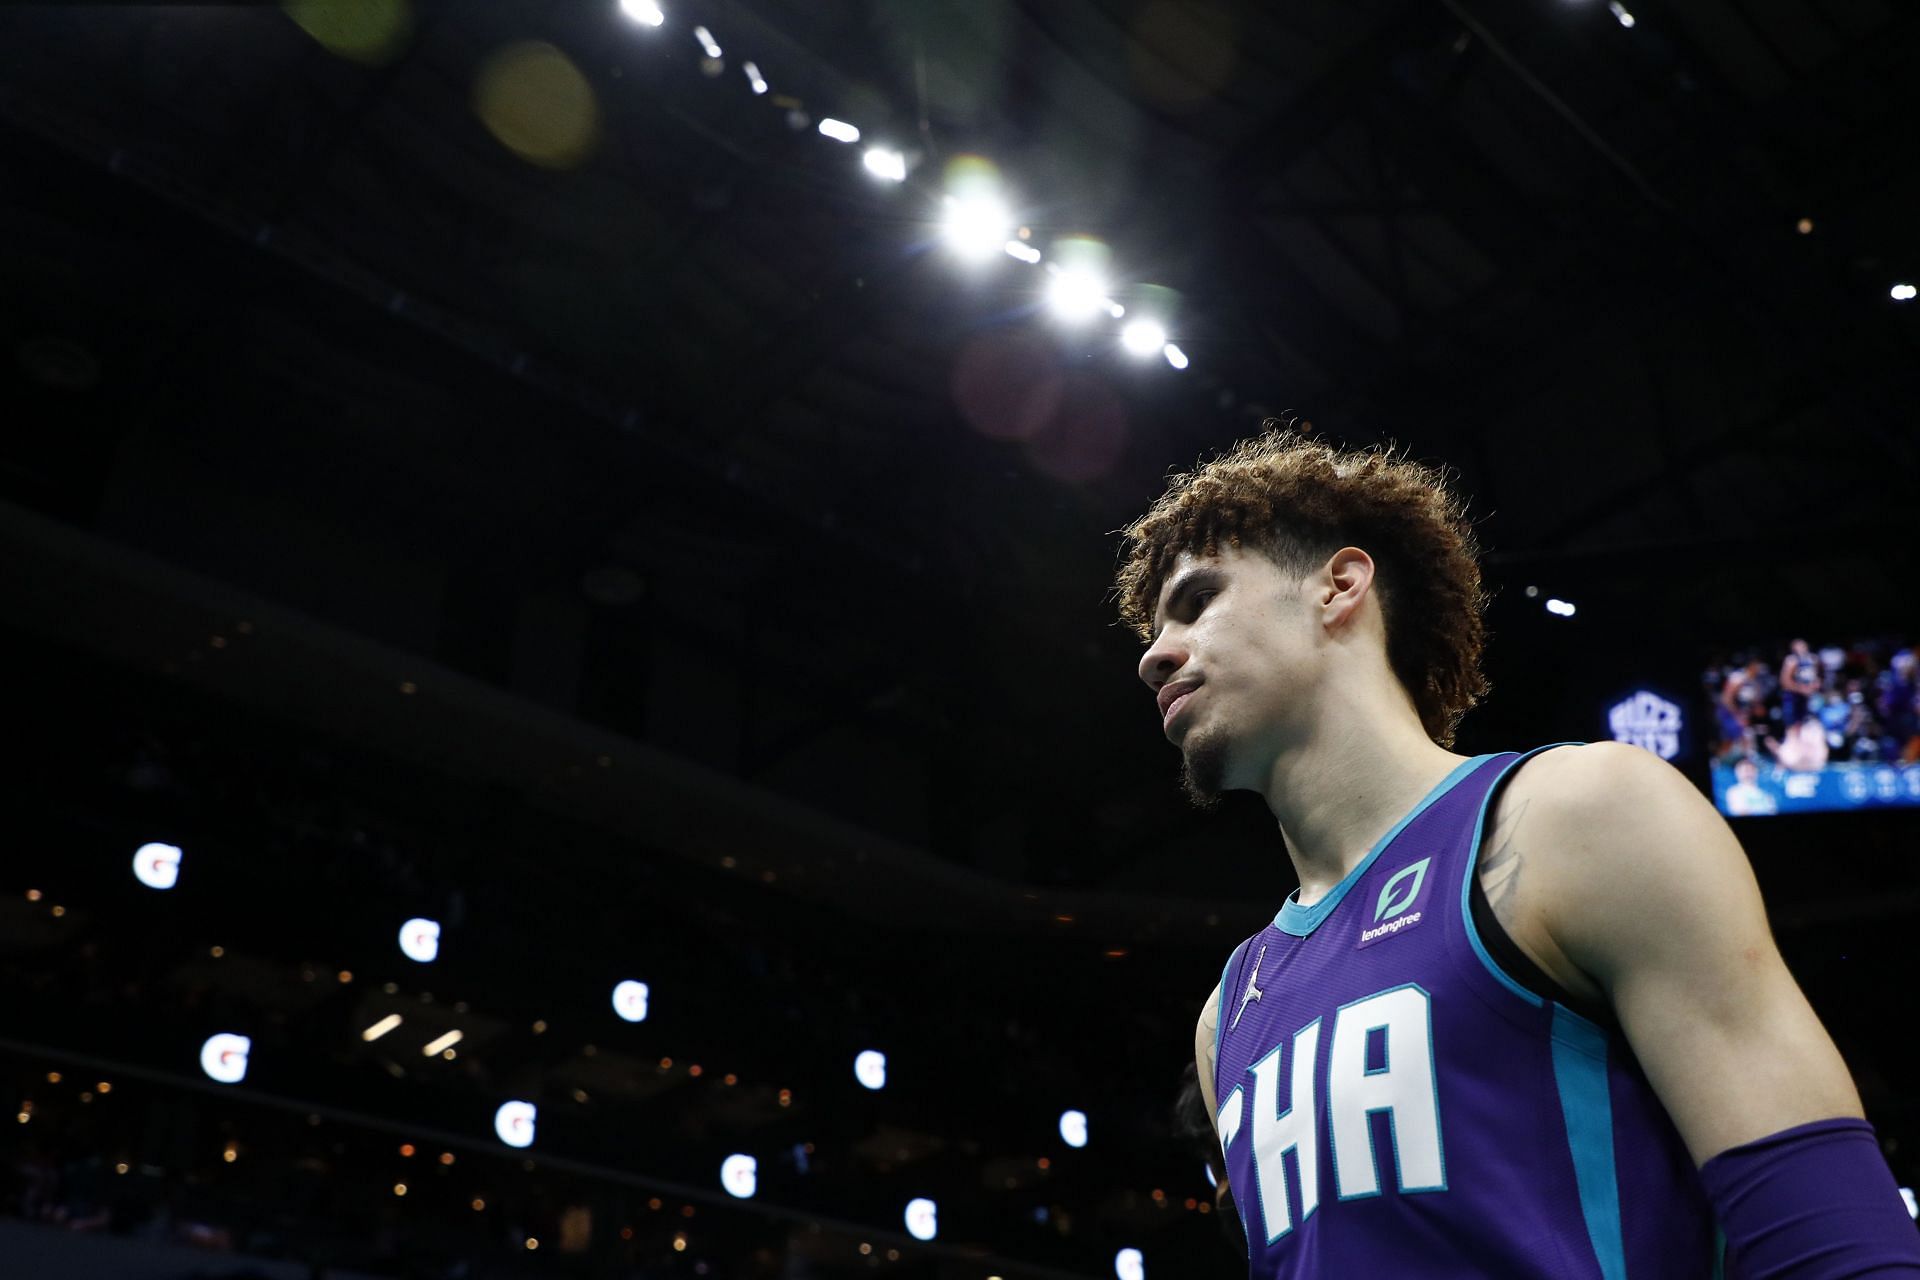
[1159,680,1202,728]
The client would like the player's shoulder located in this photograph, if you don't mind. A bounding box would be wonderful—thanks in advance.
[1506,742,1727,896]
[1509,740,1688,814]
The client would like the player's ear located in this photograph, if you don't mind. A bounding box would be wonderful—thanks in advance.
[1319,547,1375,620]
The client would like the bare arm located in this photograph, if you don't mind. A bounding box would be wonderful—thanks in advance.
[1528,742,1861,1164]
[1195,980,1224,1124]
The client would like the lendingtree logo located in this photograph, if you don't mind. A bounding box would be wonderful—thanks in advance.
[1374,858,1431,923]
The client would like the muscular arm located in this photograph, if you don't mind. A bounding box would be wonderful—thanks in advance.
[1526,742,1862,1164]
[1195,981,1224,1124]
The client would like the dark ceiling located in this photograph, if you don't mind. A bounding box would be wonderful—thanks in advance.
[1,0,1916,906]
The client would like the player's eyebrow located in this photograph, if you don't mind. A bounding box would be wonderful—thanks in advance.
[1150,566,1222,644]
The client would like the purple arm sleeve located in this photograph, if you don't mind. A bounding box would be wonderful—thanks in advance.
[1699,1117,1920,1278]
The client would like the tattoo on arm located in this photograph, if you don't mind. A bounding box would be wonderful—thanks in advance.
[1480,799,1528,912]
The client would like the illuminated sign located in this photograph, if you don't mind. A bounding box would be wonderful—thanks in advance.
[1607,690,1683,760]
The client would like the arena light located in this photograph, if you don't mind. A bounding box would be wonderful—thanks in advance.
[422,1029,463,1057]
[691,25,721,57]
[863,147,907,182]
[1162,343,1189,370]
[399,917,440,963]
[1059,1109,1089,1148]
[904,1197,938,1241]
[612,979,650,1023]
[854,1049,887,1090]
[1004,240,1041,264]
[721,1153,757,1199]
[133,842,182,890]
[1608,1,1636,26]
[1901,1186,1917,1219]
[1545,598,1577,617]
[200,1033,251,1085]
[618,0,665,27]
[495,1100,537,1149]
[1046,267,1107,324]
[362,1014,403,1042]
[942,193,1012,261]
[1893,283,1918,302]
[1115,1248,1146,1280]
[817,118,861,144]
[1120,319,1166,357]
[742,61,767,94]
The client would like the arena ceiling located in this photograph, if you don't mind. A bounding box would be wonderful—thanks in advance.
[1,0,1915,908]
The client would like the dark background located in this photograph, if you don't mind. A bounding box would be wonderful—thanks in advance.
[0,0,1915,1276]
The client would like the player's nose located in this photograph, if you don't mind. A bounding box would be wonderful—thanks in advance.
[1137,633,1189,691]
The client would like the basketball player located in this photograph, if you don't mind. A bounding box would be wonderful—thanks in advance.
[1111,425,1920,1276]
[1780,639,1824,732]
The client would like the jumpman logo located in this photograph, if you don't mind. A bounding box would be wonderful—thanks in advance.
[1231,943,1267,1030]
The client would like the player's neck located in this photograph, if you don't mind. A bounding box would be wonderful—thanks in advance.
[1262,698,1469,909]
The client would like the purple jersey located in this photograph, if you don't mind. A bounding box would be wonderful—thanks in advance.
[1212,746,1721,1277]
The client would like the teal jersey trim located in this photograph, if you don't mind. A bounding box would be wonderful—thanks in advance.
[1551,1004,1628,1280]
[1458,741,1585,1007]
[1275,754,1495,937]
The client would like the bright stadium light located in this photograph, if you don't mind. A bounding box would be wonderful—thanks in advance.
[854,1049,887,1090]
[612,980,650,1023]
[1059,1109,1089,1148]
[399,917,441,963]
[904,1197,938,1241]
[200,1033,251,1085]
[1003,240,1041,264]
[1893,283,1918,302]
[942,194,1012,261]
[422,1029,463,1057]
[721,1154,758,1199]
[1120,319,1166,357]
[691,25,721,57]
[1115,1248,1146,1280]
[1203,1162,1217,1187]
[1608,1,1636,26]
[742,62,767,94]
[1162,343,1190,370]
[863,147,907,182]
[1545,598,1578,617]
[1046,267,1107,323]
[361,1014,403,1042]
[817,118,861,144]
[133,842,182,890]
[619,0,665,28]
[495,1100,537,1149]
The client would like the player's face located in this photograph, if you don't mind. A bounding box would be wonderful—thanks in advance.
[1137,544,1316,810]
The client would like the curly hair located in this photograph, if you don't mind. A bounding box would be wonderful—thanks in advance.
[1111,419,1493,748]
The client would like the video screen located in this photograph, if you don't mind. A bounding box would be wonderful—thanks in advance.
[1705,637,1920,816]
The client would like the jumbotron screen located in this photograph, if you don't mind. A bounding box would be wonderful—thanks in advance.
[1703,637,1920,816]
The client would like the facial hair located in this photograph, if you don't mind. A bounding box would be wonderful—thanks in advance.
[1178,725,1230,812]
